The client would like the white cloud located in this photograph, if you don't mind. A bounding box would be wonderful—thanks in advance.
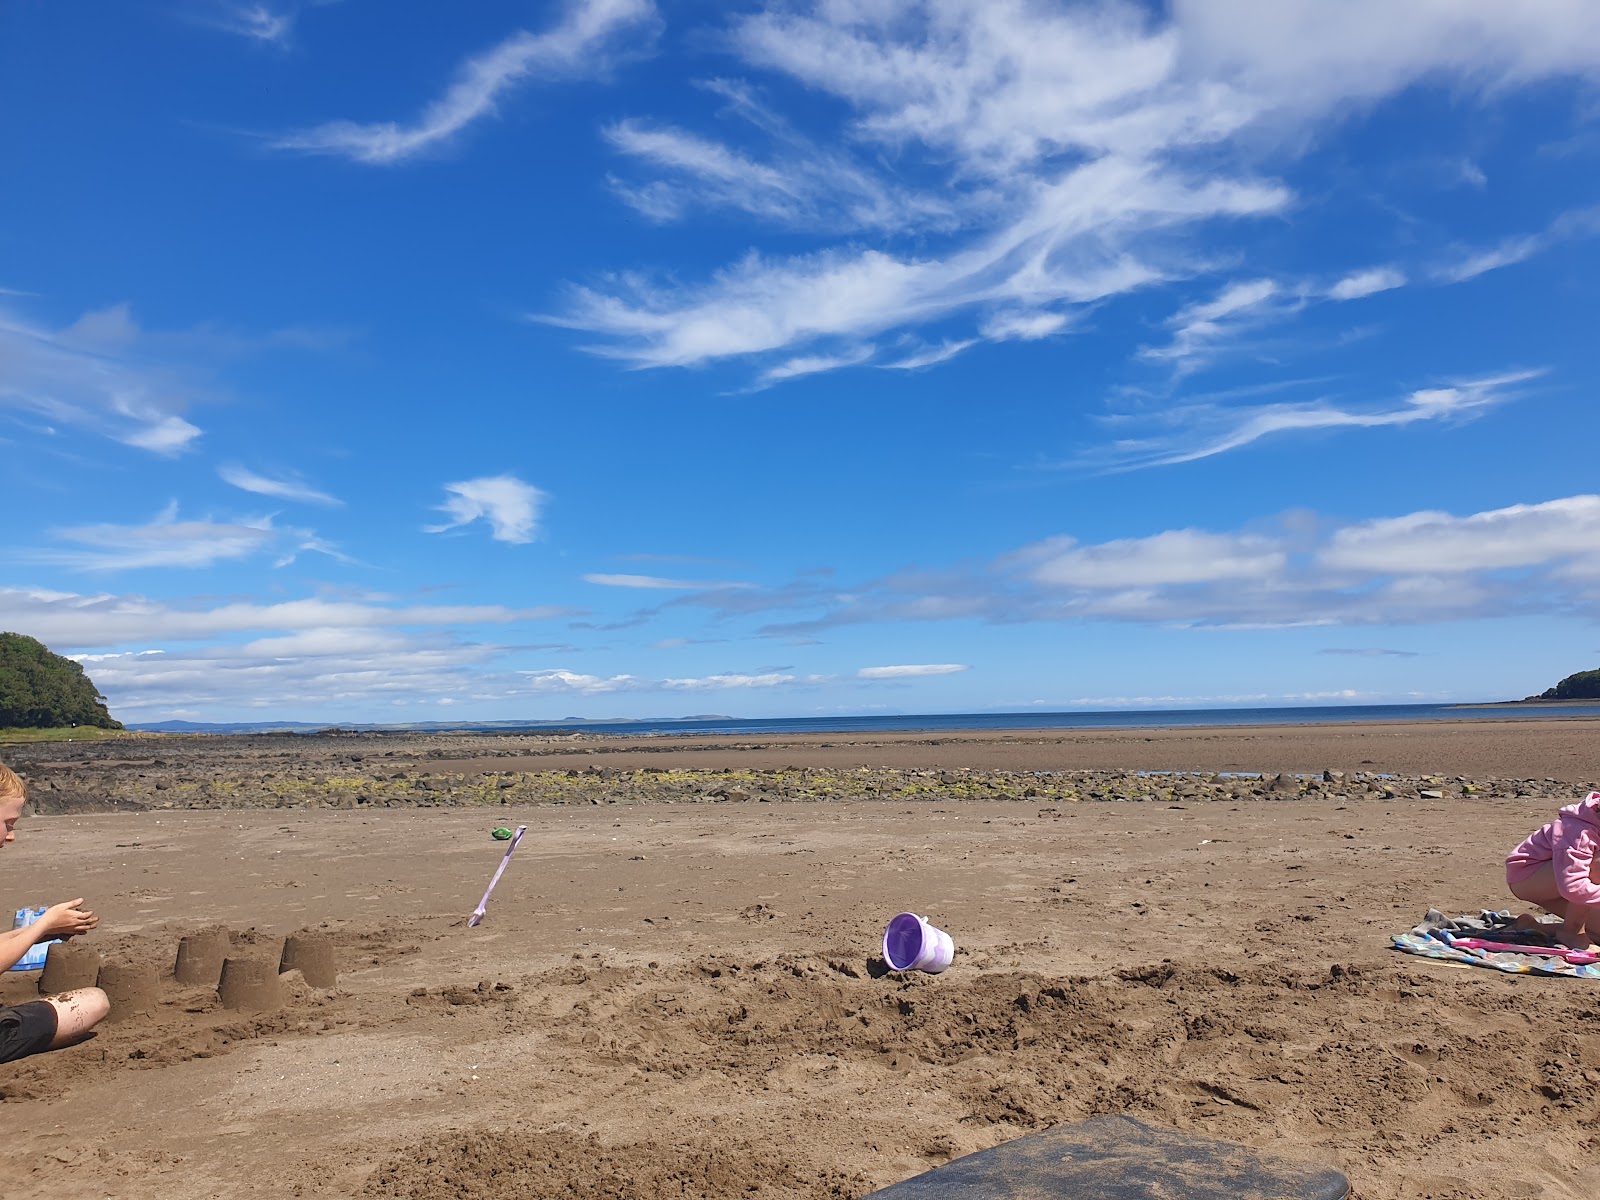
[1327,267,1406,300]
[980,310,1073,342]
[551,0,1600,384]
[223,4,293,45]
[272,0,657,164]
[857,664,969,679]
[121,413,204,454]
[74,631,510,715]
[736,491,1600,635]
[0,586,570,649]
[0,585,578,718]
[219,464,341,506]
[1174,0,1600,111]
[0,303,205,455]
[519,668,804,694]
[661,672,797,690]
[1089,370,1538,470]
[1030,530,1285,588]
[426,475,545,544]
[24,503,348,572]
[1320,495,1600,575]
[584,573,751,590]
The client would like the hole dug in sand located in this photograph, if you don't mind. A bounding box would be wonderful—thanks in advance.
[361,1128,871,1200]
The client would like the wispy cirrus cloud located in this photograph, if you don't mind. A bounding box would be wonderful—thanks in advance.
[211,3,294,46]
[550,0,1600,386]
[604,81,959,234]
[1432,205,1600,283]
[219,464,341,506]
[272,0,657,164]
[1139,278,1289,374]
[1,300,348,457]
[0,303,204,455]
[1084,370,1540,471]
[25,503,348,571]
[553,156,1277,371]
[753,347,875,388]
[425,475,545,544]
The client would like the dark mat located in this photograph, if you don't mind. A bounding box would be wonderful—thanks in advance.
[865,1115,1349,1199]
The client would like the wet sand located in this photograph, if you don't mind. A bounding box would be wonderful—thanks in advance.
[2,719,1598,1199]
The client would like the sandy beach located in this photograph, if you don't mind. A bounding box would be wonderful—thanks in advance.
[3,719,1599,1199]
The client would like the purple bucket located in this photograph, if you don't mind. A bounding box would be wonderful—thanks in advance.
[882,912,955,974]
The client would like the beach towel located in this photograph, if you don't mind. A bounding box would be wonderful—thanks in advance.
[1391,909,1600,979]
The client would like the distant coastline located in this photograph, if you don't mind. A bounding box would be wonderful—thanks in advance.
[1448,698,1600,710]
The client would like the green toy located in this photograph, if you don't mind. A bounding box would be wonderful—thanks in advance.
[491,827,515,841]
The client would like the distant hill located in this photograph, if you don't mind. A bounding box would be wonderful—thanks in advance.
[0,632,123,730]
[1536,669,1600,701]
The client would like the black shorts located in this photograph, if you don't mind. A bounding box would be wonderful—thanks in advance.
[0,1000,58,1063]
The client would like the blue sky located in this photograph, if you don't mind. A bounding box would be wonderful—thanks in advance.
[4,0,1600,724]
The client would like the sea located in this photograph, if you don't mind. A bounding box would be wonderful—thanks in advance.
[390,702,1600,738]
[134,701,1600,737]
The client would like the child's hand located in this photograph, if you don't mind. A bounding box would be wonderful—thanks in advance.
[37,899,98,941]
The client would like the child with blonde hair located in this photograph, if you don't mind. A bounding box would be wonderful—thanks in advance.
[1506,790,1600,953]
[0,760,109,1061]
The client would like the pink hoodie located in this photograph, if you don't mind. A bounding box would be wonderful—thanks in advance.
[1508,792,1600,907]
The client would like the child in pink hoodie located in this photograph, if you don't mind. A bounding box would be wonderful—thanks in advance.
[1506,791,1600,952]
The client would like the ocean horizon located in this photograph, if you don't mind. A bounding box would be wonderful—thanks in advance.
[129,700,1600,738]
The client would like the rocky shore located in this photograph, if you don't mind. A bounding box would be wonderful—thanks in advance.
[6,728,1593,814]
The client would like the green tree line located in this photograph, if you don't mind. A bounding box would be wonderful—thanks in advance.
[0,632,123,729]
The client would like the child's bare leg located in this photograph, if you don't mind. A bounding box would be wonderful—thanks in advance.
[44,987,109,1048]
[1555,904,1600,952]
[1511,911,1562,930]
[1508,862,1568,922]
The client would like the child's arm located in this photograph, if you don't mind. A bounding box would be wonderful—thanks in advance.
[0,899,98,972]
[1553,827,1600,907]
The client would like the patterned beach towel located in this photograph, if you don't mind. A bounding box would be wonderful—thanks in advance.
[1391,909,1600,979]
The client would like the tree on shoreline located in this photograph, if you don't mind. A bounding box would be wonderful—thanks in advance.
[1539,668,1600,700]
[0,632,123,729]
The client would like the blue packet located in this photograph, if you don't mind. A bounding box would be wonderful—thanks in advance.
[8,907,57,971]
